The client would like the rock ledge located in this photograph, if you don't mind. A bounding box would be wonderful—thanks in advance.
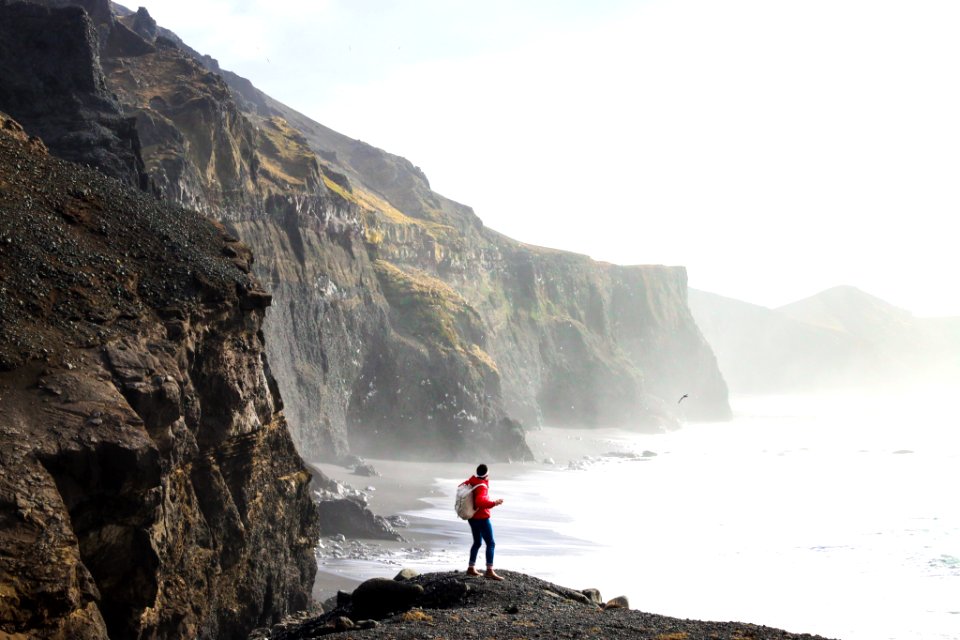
[253,570,836,640]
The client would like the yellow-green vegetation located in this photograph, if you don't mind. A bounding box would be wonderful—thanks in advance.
[467,343,499,375]
[374,261,498,375]
[254,116,318,188]
[374,260,467,349]
[319,173,457,257]
[106,51,227,109]
[105,50,258,199]
[363,224,385,247]
[400,609,433,623]
[320,173,411,226]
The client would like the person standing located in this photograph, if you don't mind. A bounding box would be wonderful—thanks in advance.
[464,463,504,580]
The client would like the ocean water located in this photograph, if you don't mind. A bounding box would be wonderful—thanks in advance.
[322,390,960,640]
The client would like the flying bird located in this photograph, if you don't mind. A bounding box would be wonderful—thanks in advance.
[678,394,689,404]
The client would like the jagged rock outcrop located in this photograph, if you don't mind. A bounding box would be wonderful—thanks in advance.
[314,500,402,541]
[0,0,149,188]
[0,113,318,639]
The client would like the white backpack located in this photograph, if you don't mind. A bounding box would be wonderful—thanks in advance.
[454,482,482,520]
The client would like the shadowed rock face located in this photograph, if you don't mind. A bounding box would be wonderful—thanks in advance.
[315,500,402,540]
[349,578,424,620]
[0,1,149,189]
[0,113,318,639]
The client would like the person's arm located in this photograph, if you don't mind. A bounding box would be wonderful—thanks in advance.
[473,483,502,509]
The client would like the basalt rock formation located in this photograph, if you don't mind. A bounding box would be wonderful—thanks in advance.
[83,4,529,461]
[0,113,318,638]
[255,570,833,640]
[0,0,149,189]
[0,2,730,466]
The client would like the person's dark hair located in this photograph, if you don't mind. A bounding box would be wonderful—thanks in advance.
[476,464,488,477]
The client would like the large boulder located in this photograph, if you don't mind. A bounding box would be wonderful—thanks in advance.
[315,498,402,540]
[350,578,424,620]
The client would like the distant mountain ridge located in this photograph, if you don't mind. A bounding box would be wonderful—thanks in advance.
[779,286,917,338]
[690,285,960,393]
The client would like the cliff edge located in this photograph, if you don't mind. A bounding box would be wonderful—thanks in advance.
[254,570,834,640]
[0,112,318,639]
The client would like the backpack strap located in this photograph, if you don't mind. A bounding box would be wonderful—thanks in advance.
[460,480,484,490]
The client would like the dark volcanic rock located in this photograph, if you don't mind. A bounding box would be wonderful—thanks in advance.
[259,571,834,640]
[0,115,318,639]
[315,498,402,541]
[350,578,424,619]
[352,461,380,477]
[0,1,149,188]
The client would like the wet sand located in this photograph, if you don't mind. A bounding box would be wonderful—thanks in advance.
[306,426,647,600]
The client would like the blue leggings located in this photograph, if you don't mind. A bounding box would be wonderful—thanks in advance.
[468,518,495,566]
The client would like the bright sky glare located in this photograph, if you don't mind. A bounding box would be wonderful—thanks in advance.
[146,1,960,317]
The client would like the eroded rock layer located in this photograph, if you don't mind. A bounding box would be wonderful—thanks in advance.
[0,0,149,188]
[0,113,318,639]
[108,7,730,455]
[96,6,537,461]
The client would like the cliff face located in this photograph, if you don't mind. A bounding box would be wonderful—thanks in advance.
[0,0,148,188]
[217,60,732,430]
[1,2,730,466]
[0,113,318,638]
[113,5,730,452]
[81,8,536,461]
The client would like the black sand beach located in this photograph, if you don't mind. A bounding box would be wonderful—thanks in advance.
[307,427,646,598]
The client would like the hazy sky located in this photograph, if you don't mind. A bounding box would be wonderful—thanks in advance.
[145,1,960,317]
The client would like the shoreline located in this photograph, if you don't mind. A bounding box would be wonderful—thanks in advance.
[306,425,649,599]
[297,392,960,640]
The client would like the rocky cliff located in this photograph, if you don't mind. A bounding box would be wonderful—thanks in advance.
[0,113,318,638]
[190,8,732,439]
[243,89,729,427]
[86,6,531,461]
[1,2,730,466]
[224,70,733,435]
[0,0,149,188]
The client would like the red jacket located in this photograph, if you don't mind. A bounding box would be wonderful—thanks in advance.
[465,475,497,519]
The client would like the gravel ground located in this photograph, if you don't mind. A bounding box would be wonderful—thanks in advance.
[0,111,262,371]
[255,570,836,640]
